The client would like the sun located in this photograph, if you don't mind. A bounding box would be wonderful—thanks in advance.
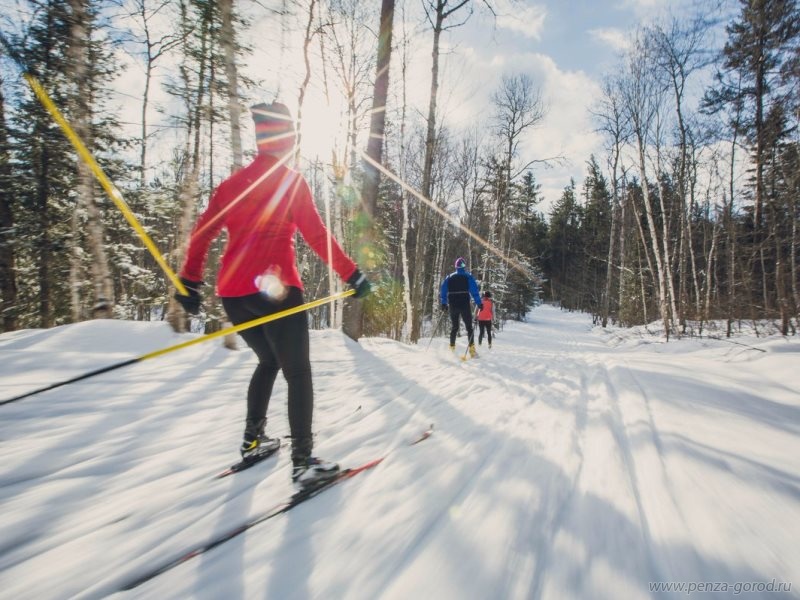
[296,95,347,164]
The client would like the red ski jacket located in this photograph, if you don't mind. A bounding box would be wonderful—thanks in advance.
[476,298,493,321]
[181,153,356,297]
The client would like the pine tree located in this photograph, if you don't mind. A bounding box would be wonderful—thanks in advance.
[582,157,612,320]
[546,180,583,309]
[0,75,17,331]
[704,0,800,331]
[11,2,76,327]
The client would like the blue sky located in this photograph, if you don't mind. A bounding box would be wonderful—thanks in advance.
[422,0,723,209]
[485,0,633,75]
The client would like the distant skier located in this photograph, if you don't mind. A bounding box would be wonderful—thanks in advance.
[175,101,370,489]
[476,290,494,348]
[440,257,482,357]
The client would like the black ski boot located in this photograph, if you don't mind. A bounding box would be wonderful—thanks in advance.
[241,417,280,459]
[291,437,339,489]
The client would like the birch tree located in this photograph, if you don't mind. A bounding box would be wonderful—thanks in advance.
[653,17,708,324]
[166,0,214,332]
[619,30,675,337]
[592,76,629,326]
[67,0,114,320]
[126,0,181,186]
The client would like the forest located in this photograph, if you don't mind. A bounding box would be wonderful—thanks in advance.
[0,0,798,343]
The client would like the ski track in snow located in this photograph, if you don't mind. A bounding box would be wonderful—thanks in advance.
[0,306,798,599]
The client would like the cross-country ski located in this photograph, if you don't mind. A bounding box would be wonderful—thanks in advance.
[215,442,281,479]
[122,426,433,591]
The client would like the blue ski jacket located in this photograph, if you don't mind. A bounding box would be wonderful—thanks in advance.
[440,266,482,310]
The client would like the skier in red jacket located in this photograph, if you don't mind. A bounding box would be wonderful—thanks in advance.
[175,101,370,489]
[476,290,494,348]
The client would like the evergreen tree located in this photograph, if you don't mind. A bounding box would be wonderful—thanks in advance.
[704,0,800,331]
[502,170,545,319]
[0,75,17,331]
[546,180,583,309]
[11,1,75,327]
[582,156,612,320]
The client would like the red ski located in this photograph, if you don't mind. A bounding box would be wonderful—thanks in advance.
[121,425,434,591]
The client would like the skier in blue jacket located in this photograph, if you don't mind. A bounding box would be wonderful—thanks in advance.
[440,257,483,357]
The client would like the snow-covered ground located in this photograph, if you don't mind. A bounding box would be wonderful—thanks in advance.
[1,305,798,600]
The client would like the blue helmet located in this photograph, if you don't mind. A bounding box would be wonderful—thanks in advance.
[455,257,466,269]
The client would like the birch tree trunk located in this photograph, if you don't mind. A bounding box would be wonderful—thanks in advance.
[131,0,180,186]
[656,18,705,324]
[725,114,739,337]
[630,184,657,325]
[219,0,243,349]
[220,0,242,170]
[622,30,672,336]
[295,0,317,164]
[617,179,628,322]
[637,141,671,336]
[167,0,211,333]
[431,222,446,319]
[322,164,338,328]
[399,6,413,342]
[790,191,799,330]
[421,3,444,202]
[686,151,702,317]
[655,171,679,333]
[703,219,719,329]
[596,78,625,327]
[68,0,113,319]
[604,162,619,328]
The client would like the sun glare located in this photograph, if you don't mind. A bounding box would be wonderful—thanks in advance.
[297,99,345,163]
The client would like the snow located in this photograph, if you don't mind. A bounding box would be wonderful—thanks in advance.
[1,305,798,600]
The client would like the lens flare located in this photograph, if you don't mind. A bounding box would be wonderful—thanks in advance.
[255,269,287,301]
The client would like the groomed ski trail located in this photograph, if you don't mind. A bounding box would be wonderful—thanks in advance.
[0,306,797,599]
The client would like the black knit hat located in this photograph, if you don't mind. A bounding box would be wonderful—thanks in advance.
[250,102,296,153]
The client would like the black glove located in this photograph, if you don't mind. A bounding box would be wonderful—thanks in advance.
[174,278,203,315]
[441,303,448,312]
[346,268,371,299]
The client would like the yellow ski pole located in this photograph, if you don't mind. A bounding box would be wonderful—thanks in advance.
[0,31,187,296]
[1,289,355,405]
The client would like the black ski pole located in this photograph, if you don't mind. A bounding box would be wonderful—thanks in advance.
[426,310,446,351]
[0,290,354,406]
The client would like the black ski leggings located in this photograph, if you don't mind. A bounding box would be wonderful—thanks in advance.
[222,287,313,453]
[449,304,474,346]
[478,320,492,345]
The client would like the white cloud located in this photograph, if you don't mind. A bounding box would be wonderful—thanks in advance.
[493,0,547,40]
[420,44,604,211]
[589,27,631,52]
[514,54,604,209]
